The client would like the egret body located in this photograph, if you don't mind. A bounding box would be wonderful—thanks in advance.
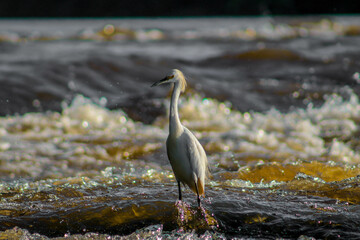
[151,69,208,207]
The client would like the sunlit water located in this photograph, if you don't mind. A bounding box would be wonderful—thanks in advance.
[1,17,360,239]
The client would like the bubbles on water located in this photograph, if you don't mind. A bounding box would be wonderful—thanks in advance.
[67,81,77,91]
[32,99,41,108]
[119,116,127,124]
[103,24,115,36]
[185,91,359,163]
[62,95,110,128]
[0,142,10,151]
[329,139,360,163]
[353,72,360,84]
[99,96,108,107]
[81,121,89,128]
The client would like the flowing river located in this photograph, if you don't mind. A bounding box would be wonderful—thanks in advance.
[1,16,360,239]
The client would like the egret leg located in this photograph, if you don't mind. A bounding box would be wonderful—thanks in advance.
[177,181,182,201]
[194,181,201,207]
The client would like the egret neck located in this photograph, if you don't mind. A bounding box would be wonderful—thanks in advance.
[169,81,183,137]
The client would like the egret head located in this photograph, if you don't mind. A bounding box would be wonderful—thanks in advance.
[151,69,187,92]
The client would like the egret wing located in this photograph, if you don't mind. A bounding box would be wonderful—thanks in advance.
[183,127,208,196]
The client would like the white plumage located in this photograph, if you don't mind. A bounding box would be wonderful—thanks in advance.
[151,69,208,206]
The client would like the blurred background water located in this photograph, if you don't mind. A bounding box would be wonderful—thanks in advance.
[0,17,360,239]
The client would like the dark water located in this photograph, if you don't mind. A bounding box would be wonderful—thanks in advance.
[1,17,360,239]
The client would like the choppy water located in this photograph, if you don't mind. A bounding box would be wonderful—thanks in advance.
[1,17,360,239]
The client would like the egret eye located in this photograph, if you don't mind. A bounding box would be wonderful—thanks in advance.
[166,75,174,80]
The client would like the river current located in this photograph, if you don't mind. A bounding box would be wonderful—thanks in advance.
[0,17,360,239]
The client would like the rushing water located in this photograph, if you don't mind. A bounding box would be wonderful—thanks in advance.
[1,17,360,239]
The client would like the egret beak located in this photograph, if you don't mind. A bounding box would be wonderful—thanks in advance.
[151,77,168,87]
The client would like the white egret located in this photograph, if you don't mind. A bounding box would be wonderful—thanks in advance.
[151,69,208,207]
